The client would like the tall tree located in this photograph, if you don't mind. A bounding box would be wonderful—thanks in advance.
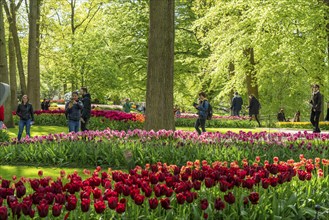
[8,31,17,114]
[27,0,41,110]
[145,0,175,131]
[3,0,26,95]
[0,0,14,127]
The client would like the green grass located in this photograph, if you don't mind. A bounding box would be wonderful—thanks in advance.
[6,125,68,138]
[0,165,95,180]
[177,127,279,133]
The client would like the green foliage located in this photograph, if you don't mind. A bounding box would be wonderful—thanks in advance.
[0,129,10,143]
[1,135,328,168]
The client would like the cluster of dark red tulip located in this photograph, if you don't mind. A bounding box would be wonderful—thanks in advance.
[0,157,326,219]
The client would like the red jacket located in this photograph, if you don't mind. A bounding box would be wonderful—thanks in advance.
[0,105,4,121]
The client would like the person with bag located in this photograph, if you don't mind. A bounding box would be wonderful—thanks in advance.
[193,92,209,135]
[247,94,261,127]
[16,95,34,140]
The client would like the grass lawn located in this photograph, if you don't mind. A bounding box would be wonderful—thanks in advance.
[6,125,68,139]
[0,165,96,180]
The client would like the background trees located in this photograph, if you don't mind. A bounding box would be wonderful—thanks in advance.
[0,0,328,127]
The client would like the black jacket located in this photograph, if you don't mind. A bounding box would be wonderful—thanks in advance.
[310,92,322,112]
[81,93,91,119]
[248,97,261,115]
[16,103,34,121]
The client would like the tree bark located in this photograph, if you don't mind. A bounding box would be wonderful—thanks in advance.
[8,31,17,114]
[0,1,14,127]
[244,48,259,98]
[145,0,175,131]
[27,0,41,110]
[3,0,27,95]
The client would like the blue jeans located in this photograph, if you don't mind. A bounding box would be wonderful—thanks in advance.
[18,119,31,141]
[195,118,206,135]
[0,121,3,130]
[68,120,80,133]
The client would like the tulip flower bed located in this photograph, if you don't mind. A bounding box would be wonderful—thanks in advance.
[0,158,329,220]
[13,110,144,131]
[1,129,329,168]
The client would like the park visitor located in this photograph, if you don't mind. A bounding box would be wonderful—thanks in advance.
[277,109,287,122]
[231,92,243,116]
[65,92,83,133]
[293,110,301,122]
[309,84,322,133]
[41,99,50,110]
[247,94,261,127]
[16,95,34,141]
[123,98,132,113]
[80,87,91,131]
[194,92,209,135]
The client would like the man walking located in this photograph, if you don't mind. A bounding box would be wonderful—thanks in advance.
[194,92,209,135]
[80,87,91,131]
[310,84,322,133]
[231,92,243,116]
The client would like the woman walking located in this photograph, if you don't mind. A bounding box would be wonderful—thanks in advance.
[247,94,261,127]
[16,95,34,140]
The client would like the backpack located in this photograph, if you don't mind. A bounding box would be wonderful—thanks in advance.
[203,101,213,120]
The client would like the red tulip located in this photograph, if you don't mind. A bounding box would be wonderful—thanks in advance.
[261,178,270,189]
[65,195,77,211]
[203,213,208,219]
[200,199,209,210]
[37,200,49,218]
[176,193,186,205]
[21,199,32,216]
[185,191,194,203]
[160,198,171,210]
[1,180,10,188]
[148,198,158,209]
[55,194,66,205]
[108,197,118,209]
[92,187,102,200]
[248,192,259,204]
[0,198,2,206]
[38,170,43,177]
[134,194,145,205]
[81,198,90,212]
[204,178,214,188]
[193,180,201,190]
[52,203,62,217]
[16,185,26,198]
[115,203,126,214]
[224,192,235,204]
[214,198,225,210]
[0,206,8,220]
[30,179,40,191]
[94,200,106,214]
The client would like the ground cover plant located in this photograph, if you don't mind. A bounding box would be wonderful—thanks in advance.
[1,129,328,168]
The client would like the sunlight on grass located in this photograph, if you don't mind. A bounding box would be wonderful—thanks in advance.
[6,125,68,138]
[0,165,92,180]
[177,127,278,133]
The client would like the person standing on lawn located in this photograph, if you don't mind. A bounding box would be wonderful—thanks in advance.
[310,84,322,133]
[231,92,243,116]
[65,92,83,132]
[80,87,91,131]
[247,94,261,127]
[193,92,209,135]
[123,98,132,113]
[277,108,287,122]
[16,95,34,140]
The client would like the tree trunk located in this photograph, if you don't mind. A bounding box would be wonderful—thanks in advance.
[0,1,14,127]
[9,31,17,114]
[3,0,27,95]
[27,0,41,110]
[244,48,259,98]
[145,0,175,131]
